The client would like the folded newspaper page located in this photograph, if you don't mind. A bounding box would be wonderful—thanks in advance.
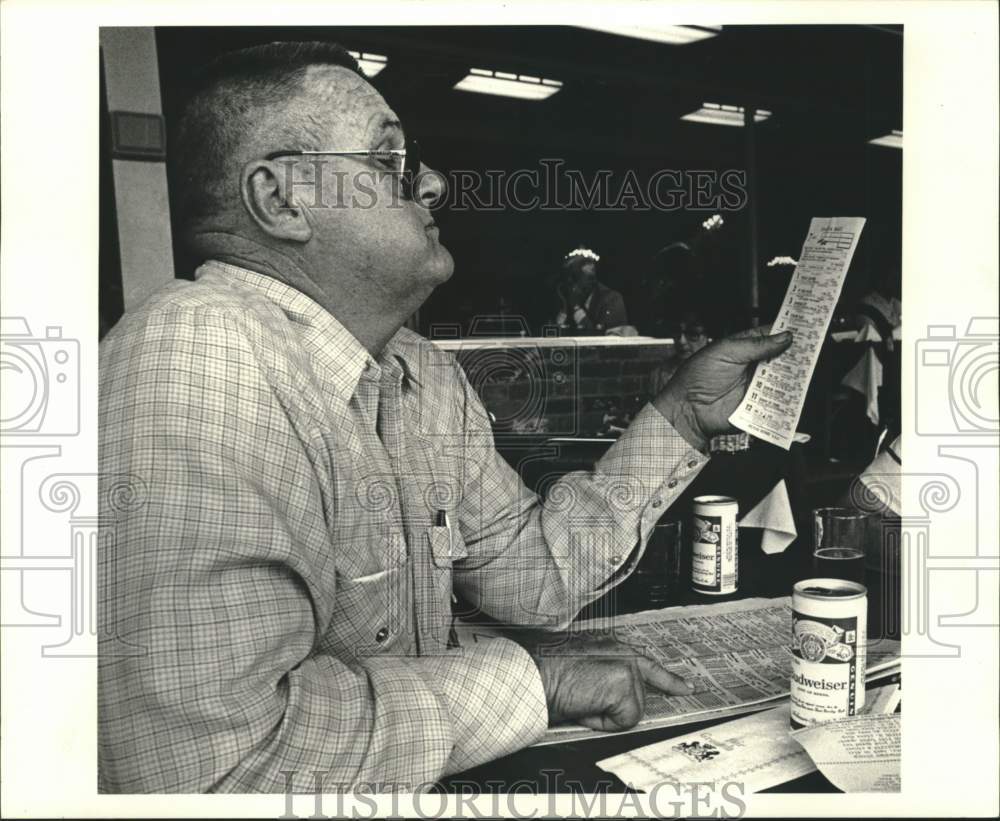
[790,713,901,792]
[729,216,866,449]
[454,596,900,746]
[596,684,900,794]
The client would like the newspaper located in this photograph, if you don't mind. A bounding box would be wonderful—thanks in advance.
[456,596,900,746]
[790,713,901,792]
[595,684,900,794]
[729,216,866,449]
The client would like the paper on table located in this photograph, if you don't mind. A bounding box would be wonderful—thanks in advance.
[596,702,814,794]
[456,596,901,746]
[730,217,866,449]
[596,684,900,794]
[790,713,901,792]
[738,479,797,553]
[537,597,899,745]
[539,665,900,747]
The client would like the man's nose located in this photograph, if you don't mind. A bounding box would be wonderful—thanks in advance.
[414,162,446,208]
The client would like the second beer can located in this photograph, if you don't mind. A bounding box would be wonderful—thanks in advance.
[790,578,868,728]
[691,495,739,595]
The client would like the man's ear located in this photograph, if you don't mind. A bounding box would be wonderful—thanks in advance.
[240,159,313,243]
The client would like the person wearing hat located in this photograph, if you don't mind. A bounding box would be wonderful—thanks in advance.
[554,246,629,334]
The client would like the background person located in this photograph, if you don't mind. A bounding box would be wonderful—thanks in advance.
[553,246,629,334]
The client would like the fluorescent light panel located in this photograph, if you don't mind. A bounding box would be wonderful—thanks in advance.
[454,69,563,100]
[348,50,388,77]
[581,24,722,44]
[681,102,772,127]
[869,129,903,148]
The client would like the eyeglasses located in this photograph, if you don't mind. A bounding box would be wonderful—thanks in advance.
[266,135,421,200]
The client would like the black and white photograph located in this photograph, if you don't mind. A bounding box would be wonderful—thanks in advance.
[1,2,997,818]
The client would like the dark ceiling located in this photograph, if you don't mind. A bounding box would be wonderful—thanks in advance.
[157,25,902,142]
[155,25,903,334]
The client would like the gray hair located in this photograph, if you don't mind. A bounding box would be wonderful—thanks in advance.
[170,41,363,240]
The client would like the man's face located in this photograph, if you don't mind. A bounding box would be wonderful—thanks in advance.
[283,65,454,301]
[562,258,597,293]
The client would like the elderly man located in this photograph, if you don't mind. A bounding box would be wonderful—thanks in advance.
[99,41,792,793]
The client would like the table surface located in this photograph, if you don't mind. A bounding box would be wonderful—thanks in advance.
[440,532,900,794]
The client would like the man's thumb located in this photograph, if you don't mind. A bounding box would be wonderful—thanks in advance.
[740,330,793,361]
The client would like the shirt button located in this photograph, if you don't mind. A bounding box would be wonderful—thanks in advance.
[609,555,621,566]
[375,627,389,643]
[668,480,678,489]
[687,460,699,469]
[651,499,662,509]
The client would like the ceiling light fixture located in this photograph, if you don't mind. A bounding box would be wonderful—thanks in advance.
[868,129,903,149]
[580,25,722,45]
[454,68,563,100]
[681,102,772,127]
[348,51,388,78]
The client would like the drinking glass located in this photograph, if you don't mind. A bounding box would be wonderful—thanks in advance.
[812,507,872,584]
[633,519,684,606]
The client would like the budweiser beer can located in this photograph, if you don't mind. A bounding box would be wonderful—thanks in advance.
[691,495,739,595]
[790,579,867,728]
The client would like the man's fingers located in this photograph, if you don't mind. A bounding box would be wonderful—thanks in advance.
[729,330,793,363]
[579,713,627,732]
[637,657,696,696]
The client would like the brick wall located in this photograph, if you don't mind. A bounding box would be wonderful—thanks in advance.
[437,338,677,437]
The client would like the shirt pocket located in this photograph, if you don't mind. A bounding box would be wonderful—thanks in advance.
[318,560,412,659]
[427,524,469,568]
[422,526,469,652]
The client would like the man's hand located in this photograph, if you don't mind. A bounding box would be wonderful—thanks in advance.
[653,326,793,451]
[524,633,693,732]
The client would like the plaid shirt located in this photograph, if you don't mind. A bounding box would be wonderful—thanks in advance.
[98,261,708,793]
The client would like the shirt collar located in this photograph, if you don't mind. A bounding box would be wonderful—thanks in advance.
[196,260,420,399]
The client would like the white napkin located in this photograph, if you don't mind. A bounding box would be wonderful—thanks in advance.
[738,479,797,554]
[854,321,883,342]
[841,347,883,425]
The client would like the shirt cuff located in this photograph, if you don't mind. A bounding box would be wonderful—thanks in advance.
[413,638,548,775]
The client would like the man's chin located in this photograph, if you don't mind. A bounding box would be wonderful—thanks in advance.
[423,245,455,285]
